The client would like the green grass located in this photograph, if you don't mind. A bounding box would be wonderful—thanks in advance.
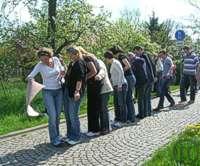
[0,79,179,136]
[170,85,179,92]
[143,124,200,166]
[0,79,114,135]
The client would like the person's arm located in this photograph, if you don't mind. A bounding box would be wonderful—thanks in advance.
[86,62,97,80]
[122,58,131,71]
[74,61,86,100]
[27,63,40,80]
[74,81,82,101]
[115,63,124,90]
[54,57,65,77]
[166,58,173,78]
[95,60,106,81]
[195,56,199,69]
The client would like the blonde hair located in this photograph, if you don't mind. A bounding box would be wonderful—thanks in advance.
[37,47,53,58]
[78,46,96,59]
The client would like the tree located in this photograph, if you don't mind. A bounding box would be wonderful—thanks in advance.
[144,11,175,49]
[0,0,109,54]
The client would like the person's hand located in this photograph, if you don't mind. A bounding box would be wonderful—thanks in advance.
[118,86,122,91]
[95,75,101,81]
[74,91,80,101]
[60,71,65,77]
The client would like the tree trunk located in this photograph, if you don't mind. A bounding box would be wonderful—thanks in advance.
[48,0,57,50]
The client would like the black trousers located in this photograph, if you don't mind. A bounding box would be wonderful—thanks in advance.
[87,80,102,132]
[180,74,196,101]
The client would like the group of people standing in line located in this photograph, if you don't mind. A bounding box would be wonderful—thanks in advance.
[27,44,199,147]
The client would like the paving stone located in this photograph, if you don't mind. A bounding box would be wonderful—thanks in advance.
[1,92,200,165]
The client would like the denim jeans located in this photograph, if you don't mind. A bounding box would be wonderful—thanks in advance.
[42,88,63,145]
[125,74,136,122]
[156,71,163,96]
[136,84,147,118]
[180,74,196,102]
[63,88,82,141]
[113,84,127,123]
[100,93,111,132]
[144,82,153,116]
[158,78,175,107]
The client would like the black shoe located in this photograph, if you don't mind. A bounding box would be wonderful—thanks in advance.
[169,102,175,107]
[153,107,160,111]
[136,114,144,119]
[101,130,110,135]
[188,100,194,104]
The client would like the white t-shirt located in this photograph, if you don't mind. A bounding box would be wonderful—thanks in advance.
[27,57,65,90]
[110,59,127,88]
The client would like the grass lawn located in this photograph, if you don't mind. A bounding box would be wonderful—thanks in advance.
[143,124,200,166]
[0,80,179,136]
[0,79,114,135]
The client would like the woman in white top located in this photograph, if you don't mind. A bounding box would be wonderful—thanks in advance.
[104,51,127,128]
[95,59,113,134]
[27,47,65,146]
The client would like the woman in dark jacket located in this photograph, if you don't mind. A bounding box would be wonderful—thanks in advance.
[79,47,103,137]
[63,46,87,145]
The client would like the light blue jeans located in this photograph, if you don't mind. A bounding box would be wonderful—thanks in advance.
[42,88,63,145]
[63,88,82,141]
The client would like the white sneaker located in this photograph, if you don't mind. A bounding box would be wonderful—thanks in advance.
[67,140,80,145]
[86,132,100,137]
[63,138,70,143]
[112,122,122,128]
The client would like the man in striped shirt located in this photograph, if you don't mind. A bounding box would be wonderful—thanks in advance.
[180,46,199,104]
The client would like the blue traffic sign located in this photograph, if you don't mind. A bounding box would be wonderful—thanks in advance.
[175,30,185,41]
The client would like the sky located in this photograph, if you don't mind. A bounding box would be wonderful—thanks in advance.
[87,0,199,38]
[2,0,199,38]
[87,0,197,24]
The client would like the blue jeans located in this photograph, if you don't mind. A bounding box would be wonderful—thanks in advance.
[125,75,136,122]
[156,71,163,96]
[144,82,153,116]
[113,84,127,123]
[42,88,63,145]
[158,78,175,107]
[180,74,196,101]
[100,93,111,131]
[63,88,82,141]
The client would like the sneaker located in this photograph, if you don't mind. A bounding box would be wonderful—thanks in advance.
[178,100,186,104]
[52,141,63,147]
[112,121,122,128]
[86,132,100,137]
[63,137,70,143]
[120,122,127,127]
[188,100,194,104]
[66,140,80,145]
[153,107,159,111]
[136,114,144,119]
[169,103,175,107]
[101,130,110,135]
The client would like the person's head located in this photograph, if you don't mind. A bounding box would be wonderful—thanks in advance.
[109,45,124,56]
[159,50,167,59]
[133,46,143,56]
[183,45,192,55]
[78,46,96,59]
[66,46,82,61]
[104,51,114,64]
[37,47,53,65]
[128,52,135,60]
